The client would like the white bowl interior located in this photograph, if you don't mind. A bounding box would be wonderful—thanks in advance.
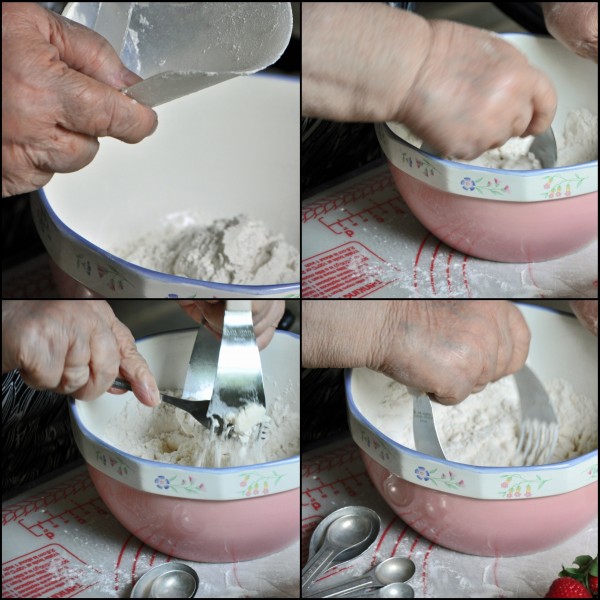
[352,303,598,444]
[43,74,299,250]
[75,329,299,455]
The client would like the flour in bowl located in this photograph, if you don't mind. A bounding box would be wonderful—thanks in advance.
[105,383,299,468]
[113,214,299,285]
[461,108,598,169]
[365,376,597,466]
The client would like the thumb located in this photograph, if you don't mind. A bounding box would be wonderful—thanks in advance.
[49,12,158,142]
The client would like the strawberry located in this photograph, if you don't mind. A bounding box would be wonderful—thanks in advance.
[557,555,598,597]
[545,577,592,598]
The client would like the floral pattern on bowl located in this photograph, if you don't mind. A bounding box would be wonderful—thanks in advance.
[377,122,597,203]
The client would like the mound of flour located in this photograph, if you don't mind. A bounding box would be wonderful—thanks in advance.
[114,214,299,285]
[105,384,299,468]
[364,376,597,467]
[462,107,598,170]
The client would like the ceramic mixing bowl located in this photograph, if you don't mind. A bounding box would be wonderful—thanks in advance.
[376,34,598,263]
[70,329,300,562]
[34,73,300,298]
[346,304,598,556]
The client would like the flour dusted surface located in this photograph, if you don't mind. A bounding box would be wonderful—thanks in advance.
[365,376,597,466]
[114,214,299,285]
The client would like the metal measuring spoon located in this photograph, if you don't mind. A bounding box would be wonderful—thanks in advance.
[308,507,381,568]
[304,557,416,598]
[130,563,199,598]
[359,582,415,598]
[302,513,377,593]
[421,127,557,168]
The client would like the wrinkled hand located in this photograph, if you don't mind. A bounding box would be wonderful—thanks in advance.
[401,20,557,159]
[303,300,531,404]
[2,300,160,405]
[542,2,598,62]
[302,3,556,160]
[178,301,285,350]
[569,300,598,336]
[2,2,158,197]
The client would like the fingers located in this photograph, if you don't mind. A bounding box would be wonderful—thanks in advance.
[56,71,158,143]
[33,129,100,174]
[49,11,141,89]
[178,301,284,350]
[569,300,599,336]
[112,321,160,407]
[70,327,120,399]
[43,7,159,142]
[521,70,557,137]
[251,301,285,349]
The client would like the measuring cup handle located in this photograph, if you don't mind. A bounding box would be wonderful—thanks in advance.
[301,547,339,593]
[303,575,374,598]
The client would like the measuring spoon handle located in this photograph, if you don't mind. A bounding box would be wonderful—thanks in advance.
[301,545,341,593]
[303,574,375,598]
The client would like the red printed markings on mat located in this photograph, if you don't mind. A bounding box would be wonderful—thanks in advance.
[302,242,401,298]
[2,544,100,598]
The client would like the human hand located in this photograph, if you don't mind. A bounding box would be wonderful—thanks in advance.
[400,19,557,159]
[2,2,158,197]
[302,300,530,404]
[569,300,598,336]
[2,300,160,405]
[177,300,285,350]
[302,3,556,160]
[541,2,598,62]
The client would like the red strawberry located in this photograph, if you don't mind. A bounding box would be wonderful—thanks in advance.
[545,577,592,598]
[559,555,598,597]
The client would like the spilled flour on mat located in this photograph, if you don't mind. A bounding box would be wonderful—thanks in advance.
[104,382,299,468]
[112,213,299,285]
[364,377,597,466]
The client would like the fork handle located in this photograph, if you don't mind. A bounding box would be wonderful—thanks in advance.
[112,377,132,392]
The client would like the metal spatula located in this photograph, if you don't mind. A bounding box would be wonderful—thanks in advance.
[410,389,446,460]
[208,300,267,439]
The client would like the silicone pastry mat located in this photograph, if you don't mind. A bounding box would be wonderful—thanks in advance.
[301,436,598,598]
[301,164,598,298]
[2,465,299,598]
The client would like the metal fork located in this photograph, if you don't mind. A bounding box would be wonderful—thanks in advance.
[112,377,212,429]
[111,377,269,441]
[513,365,558,466]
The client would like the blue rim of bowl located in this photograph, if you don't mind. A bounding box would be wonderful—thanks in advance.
[69,329,300,474]
[381,32,598,176]
[345,303,598,475]
[39,72,300,296]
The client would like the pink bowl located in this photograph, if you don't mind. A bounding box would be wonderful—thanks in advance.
[361,452,598,557]
[70,329,300,563]
[346,305,598,556]
[389,164,598,262]
[376,34,598,263]
[89,465,298,562]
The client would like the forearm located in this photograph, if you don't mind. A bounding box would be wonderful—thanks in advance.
[301,2,431,122]
[302,300,395,369]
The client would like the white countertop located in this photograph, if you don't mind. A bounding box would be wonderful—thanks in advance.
[302,436,598,598]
